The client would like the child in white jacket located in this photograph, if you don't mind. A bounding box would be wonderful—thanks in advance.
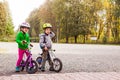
[39,23,55,72]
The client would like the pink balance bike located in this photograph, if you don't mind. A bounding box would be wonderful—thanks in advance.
[20,44,38,74]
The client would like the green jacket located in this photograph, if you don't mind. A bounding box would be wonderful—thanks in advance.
[16,31,30,50]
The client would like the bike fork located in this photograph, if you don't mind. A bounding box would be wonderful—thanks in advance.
[29,58,33,67]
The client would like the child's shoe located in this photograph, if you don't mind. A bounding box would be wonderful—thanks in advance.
[15,67,20,72]
[49,67,54,71]
[40,67,45,72]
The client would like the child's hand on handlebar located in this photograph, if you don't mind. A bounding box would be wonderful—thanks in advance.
[44,46,48,51]
[22,40,27,44]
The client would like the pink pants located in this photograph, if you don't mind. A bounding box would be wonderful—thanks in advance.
[16,48,29,67]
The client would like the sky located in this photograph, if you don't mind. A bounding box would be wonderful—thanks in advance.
[6,0,46,30]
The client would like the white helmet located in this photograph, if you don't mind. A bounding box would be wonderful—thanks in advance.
[20,22,30,28]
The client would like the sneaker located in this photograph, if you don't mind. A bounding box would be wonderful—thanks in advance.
[49,67,54,71]
[40,67,45,72]
[15,67,20,72]
[38,66,42,70]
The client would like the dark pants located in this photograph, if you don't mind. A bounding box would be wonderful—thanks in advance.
[41,50,53,69]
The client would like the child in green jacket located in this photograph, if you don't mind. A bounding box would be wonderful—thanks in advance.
[15,22,30,72]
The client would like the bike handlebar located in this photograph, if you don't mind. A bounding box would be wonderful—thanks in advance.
[30,44,33,47]
[49,49,56,52]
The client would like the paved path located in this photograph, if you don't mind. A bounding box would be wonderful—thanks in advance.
[0,42,120,79]
[1,72,120,80]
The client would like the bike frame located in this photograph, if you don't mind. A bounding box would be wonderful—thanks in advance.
[48,49,56,62]
[20,46,33,67]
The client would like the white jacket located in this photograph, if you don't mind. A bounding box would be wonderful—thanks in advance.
[39,32,55,49]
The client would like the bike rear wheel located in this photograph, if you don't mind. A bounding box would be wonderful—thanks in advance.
[53,58,62,72]
[26,60,38,74]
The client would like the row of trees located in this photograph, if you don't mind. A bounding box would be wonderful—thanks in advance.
[0,0,14,41]
[27,0,120,43]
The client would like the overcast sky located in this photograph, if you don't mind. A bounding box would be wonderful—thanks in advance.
[7,0,45,30]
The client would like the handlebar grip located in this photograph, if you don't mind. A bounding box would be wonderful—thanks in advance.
[30,44,33,47]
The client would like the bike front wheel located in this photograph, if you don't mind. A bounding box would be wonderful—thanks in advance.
[53,58,63,72]
[36,56,42,65]
[26,60,38,74]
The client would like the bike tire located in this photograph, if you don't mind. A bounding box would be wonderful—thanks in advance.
[36,57,42,65]
[26,60,38,74]
[53,58,63,72]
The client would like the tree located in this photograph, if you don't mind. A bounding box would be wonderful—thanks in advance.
[0,1,14,41]
[4,1,14,36]
[103,0,120,43]
[0,2,7,37]
[27,0,119,44]
[112,0,120,43]
[27,8,40,37]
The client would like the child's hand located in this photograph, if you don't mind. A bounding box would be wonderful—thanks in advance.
[44,46,48,51]
[22,40,27,44]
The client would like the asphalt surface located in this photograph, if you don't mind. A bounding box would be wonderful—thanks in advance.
[1,72,120,80]
[0,42,120,76]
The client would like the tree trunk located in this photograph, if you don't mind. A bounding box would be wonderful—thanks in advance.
[66,36,69,43]
[83,35,86,44]
[97,20,103,41]
[106,27,111,42]
[65,16,69,43]
[74,35,77,43]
